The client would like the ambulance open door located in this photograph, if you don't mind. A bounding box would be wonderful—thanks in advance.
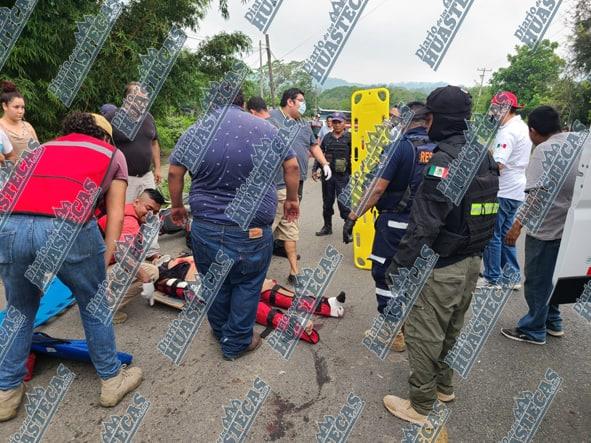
[549,130,591,304]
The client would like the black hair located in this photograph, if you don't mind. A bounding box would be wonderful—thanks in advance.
[246,96,267,112]
[1,80,23,106]
[280,88,305,107]
[141,188,166,205]
[326,116,333,121]
[406,101,430,122]
[61,112,109,140]
[527,106,561,136]
[232,90,245,107]
[406,101,426,109]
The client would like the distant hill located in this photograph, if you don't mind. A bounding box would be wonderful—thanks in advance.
[318,81,448,111]
[322,77,447,92]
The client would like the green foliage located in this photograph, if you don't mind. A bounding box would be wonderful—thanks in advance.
[488,41,565,116]
[467,85,494,116]
[0,0,251,141]
[550,78,591,125]
[570,0,591,76]
[154,109,195,156]
[318,85,427,111]
[252,60,317,112]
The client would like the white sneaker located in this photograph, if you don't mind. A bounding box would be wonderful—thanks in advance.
[512,283,522,291]
[476,278,501,289]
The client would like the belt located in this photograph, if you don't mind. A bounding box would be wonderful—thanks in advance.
[192,218,271,232]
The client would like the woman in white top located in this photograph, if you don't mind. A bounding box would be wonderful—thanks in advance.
[0,80,39,158]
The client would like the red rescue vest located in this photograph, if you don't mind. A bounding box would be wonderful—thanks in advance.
[7,133,116,223]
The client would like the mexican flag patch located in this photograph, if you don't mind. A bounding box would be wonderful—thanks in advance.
[496,143,507,149]
[428,165,448,178]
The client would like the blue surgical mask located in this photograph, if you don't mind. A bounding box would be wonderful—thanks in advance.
[298,101,306,115]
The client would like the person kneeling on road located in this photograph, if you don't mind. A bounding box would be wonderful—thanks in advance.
[0,112,143,422]
[97,188,165,323]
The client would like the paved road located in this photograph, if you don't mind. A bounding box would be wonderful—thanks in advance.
[1,179,590,442]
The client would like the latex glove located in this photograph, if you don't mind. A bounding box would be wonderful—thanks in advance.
[141,282,155,306]
[322,164,332,181]
[343,218,355,244]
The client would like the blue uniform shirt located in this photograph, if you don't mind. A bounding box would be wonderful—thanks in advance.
[376,136,416,212]
[377,127,435,213]
[171,105,290,227]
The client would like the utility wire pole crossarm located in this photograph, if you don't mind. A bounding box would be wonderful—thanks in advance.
[476,67,492,109]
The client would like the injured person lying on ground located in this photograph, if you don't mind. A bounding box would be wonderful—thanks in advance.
[148,254,346,344]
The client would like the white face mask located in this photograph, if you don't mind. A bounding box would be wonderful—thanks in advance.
[298,100,306,116]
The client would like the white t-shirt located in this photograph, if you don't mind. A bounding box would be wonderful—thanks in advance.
[492,114,531,201]
[0,129,13,155]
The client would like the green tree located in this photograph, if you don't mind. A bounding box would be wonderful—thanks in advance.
[0,0,251,140]
[570,0,591,76]
[318,85,427,112]
[488,40,565,116]
[253,60,317,112]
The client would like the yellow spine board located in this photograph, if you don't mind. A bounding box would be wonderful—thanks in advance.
[350,88,389,270]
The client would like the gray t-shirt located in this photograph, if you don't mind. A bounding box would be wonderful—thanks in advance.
[525,132,582,240]
[269,109,316,188]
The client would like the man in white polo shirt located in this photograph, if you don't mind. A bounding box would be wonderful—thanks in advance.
[480,91,531,288]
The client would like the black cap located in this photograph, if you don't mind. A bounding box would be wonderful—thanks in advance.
[426,85,472,116]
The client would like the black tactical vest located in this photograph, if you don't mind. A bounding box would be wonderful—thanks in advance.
[431,141,500,257]
[323,132,351,174]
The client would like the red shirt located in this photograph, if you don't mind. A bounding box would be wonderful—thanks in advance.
[98,203,141,264]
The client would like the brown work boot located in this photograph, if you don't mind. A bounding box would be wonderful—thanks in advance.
[223,332,262,361]
[100,365,143,407]
[383,395,428,425]
[392,331,406,352]
[113,311,128,325]
[365,329,406,352]
[437,391,455,402]
[0,384,25,422]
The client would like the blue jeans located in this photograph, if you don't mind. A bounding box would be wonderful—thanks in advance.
[483,197,522,283]
[191,220,272,358]
[0,216,121,389]
[517,235,563,341]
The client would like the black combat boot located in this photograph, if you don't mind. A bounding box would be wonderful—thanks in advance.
[316,216,332,236]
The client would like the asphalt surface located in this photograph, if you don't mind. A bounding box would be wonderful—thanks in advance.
[1,178,590,442]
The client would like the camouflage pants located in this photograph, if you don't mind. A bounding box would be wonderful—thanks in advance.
[405,255,481,415]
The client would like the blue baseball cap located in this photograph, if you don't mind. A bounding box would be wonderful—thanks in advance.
[331,112,346,122]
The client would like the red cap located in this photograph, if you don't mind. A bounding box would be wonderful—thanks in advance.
[491,91,524,108]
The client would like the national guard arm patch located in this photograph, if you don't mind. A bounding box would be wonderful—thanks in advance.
[427,165,448,178]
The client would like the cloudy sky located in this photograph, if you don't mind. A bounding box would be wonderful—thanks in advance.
[186,0,575,87]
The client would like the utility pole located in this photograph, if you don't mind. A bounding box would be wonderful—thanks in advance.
[476,67,492,109]
[259,40,264,97]
[265,33,275,108]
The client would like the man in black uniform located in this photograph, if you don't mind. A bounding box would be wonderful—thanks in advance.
[382,86,500,424]
[345,102,436,352]
[314,112,351,236]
